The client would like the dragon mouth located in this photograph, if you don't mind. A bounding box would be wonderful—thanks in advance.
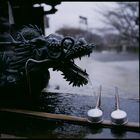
[52,61,89,87]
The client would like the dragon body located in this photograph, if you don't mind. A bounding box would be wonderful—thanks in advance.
[0,25,95,107]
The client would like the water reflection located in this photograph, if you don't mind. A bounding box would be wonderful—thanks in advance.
[111,127,126,138]
[39,92,139,138]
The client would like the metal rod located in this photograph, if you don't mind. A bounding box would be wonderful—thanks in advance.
[25,58,53,96]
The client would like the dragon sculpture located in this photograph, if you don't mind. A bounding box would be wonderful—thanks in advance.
[0,25,95,107]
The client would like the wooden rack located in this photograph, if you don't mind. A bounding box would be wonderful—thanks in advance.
[0,108,139,132]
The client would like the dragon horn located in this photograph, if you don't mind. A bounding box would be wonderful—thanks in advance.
[9,34,17,43]
[18,32,27,42]
[34,25,43,34]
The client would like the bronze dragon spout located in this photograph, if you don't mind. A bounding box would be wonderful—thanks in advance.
[0,25,95,106]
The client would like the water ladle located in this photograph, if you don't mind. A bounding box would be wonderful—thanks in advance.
[111,87,128,125]
[87,85,103,123]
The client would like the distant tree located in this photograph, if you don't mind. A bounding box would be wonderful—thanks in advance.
[102,33,122,51]
[55,26,104,50]
[55,27,87,38]
[98,2,139,49]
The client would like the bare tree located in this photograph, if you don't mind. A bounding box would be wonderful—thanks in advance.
[99,2,139,48]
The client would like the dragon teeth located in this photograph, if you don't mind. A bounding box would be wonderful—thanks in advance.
[69,81,73,85]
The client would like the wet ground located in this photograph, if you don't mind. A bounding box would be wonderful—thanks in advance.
[47,51,139,99]
[0,92,139,139]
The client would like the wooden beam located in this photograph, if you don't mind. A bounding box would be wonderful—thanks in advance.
[0,108,139,132]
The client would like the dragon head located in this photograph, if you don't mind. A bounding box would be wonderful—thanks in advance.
[16,25,95,87]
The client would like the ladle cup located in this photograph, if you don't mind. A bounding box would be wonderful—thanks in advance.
[111,87,128,125]
[87,85,103,123]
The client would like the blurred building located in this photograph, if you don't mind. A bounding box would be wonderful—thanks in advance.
[0,0,61,34]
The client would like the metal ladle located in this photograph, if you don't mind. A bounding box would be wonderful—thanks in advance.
[111,87,128,125]
[87,85,103,123]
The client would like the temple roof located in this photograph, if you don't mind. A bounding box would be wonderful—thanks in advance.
[10,0,61,15]
[10,0,61,7]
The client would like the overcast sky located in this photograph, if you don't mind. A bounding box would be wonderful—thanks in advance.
[44,2,117,35]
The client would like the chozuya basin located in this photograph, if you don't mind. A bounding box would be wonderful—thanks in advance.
[87,85,103,123]
[111,87,128,125]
